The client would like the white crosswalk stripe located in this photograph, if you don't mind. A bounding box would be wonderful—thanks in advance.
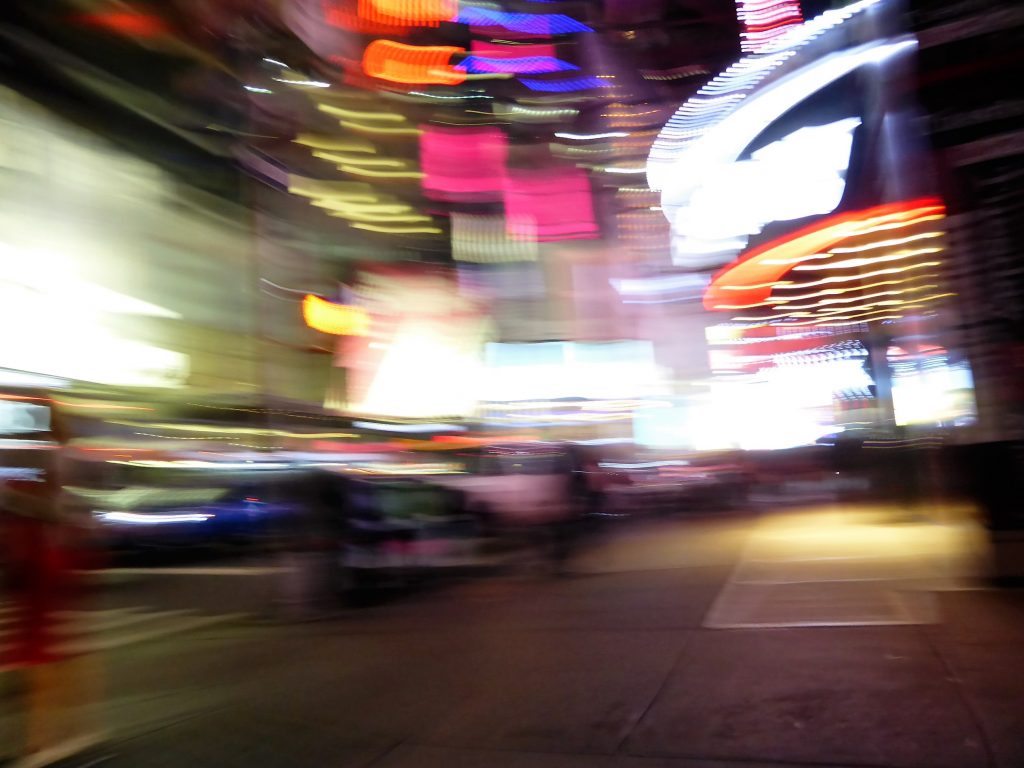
[0,600,246,659]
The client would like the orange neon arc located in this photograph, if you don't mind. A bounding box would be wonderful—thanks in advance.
[302,295,371,336]
[703,198,946,311]
[362,40,466,85]
[357,0,457,26]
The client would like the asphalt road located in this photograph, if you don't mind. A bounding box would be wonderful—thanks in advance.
[3,502,1023,768]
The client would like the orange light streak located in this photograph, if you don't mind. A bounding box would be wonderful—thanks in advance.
[362,40,466,85]
[303,295,371,336]
[357,0,456,26]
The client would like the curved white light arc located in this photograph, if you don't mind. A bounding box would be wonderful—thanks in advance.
[648,0,889,189]
[656,37,917,219]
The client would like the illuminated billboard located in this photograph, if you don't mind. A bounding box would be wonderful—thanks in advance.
[333,264,490,419]
[646,0,974,443]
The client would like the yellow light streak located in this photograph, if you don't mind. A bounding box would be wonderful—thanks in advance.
[337,165,424,179]
[716,276,939,310]
[350,223,442,234]
[312,199,414,215]
[293,134,376,152]
[829,230,945,253]
[763,231,946,266]
[329,211,432,223]
[338,120,423,135]
[771,276,938,300]
[793,246,943,272]
[720,281,793,291]
[111,421,357,439]
[770,284,940,311]
[312,150,405,167]
[288,176,378,201]
[738,292,953,322]
[763,252,832,266]
[716,298,785,310]
[316,103,407,122]
[850,213,944,236]
[778,261,942,290]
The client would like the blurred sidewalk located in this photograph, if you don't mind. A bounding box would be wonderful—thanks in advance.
[3,502,1023,768]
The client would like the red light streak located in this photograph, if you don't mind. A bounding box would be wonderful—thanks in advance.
[75,12,169,37]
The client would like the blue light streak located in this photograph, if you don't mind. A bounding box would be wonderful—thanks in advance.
[520,76,612,92]
[457,55,579,75]
[455,8,593,34]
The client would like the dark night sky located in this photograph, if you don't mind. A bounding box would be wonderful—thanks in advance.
[803,0,843,17]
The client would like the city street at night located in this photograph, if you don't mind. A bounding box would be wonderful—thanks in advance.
[2,0,1024,764]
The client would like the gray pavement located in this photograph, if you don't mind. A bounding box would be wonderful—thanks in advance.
[3,503,1023,768]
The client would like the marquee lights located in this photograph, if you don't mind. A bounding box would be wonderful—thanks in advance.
[735,1,804,54]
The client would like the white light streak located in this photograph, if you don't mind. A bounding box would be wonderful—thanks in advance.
[829,230,945,253]
[272,78,330,88]
[555,131,630,140]
[352,421,467,433]
[98,512,213,525]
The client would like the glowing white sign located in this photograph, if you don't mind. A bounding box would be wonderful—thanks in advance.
[482,341,669,403]
[0,250,188,388]
[647,0,918,267]
[674,117,860,243]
